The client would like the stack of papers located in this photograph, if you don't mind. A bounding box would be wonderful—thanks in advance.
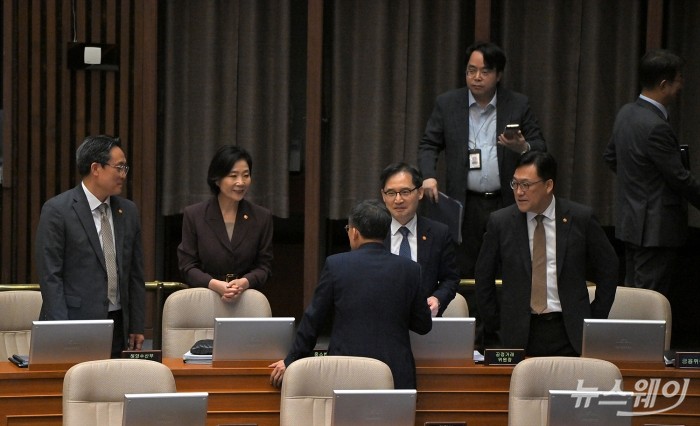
[183,351,212,364]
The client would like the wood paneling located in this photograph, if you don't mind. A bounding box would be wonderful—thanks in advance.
[1,0,158,284]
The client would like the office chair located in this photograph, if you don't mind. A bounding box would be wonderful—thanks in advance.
[0,290,42,360]
[279,355,394,426]
[62,358,176,426]
[442,292,469,317]
[508,356,622,426]
[588,285,672,350]
[161,287,272,358]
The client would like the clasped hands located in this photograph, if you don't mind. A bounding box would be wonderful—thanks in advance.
[216,277,250,302]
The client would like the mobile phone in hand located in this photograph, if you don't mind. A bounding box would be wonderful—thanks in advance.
[503,123,520,139]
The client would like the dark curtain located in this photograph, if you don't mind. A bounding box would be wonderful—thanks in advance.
[324,0,474,219]
[497,0,644,225]
[161,0,294,217]
[668,0,700,225]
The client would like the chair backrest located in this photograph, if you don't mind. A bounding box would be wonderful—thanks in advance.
[587,285,672,350]
[442,292,469,317]
[161,287,272,358]
[0,290,42,359]
[280,356,394,426]
[508,356,622,426]
[63,358,177,426]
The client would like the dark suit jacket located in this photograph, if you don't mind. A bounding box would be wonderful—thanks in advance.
[178,197,273,289]
[284,242,432,389]
[604,97,700,247]
[418,86,545,208]
[384,216,459,316]
[474,198,617,354]
[36,185,146,345]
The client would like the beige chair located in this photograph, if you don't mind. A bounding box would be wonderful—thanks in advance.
[0,290,42,360]
[508,356,622,426]
[161,287,272,358]
[63,358,176,426]
[442,292,469,317]
[279,355,394,426]
[588,285,672,350]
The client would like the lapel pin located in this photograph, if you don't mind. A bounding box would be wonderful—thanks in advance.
[243,214,249,220]
[562,217,568,223]
[422,235,427,241]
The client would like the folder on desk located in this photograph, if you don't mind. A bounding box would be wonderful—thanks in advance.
[420,192,463,244]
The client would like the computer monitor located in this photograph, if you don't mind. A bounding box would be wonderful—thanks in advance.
[331,389,416,426]
[547,389,633,426]
[410,317,475,365]
[212,317,295,361]
[12,320,113,368]
[122,392,208,426]
[581,319,665,363]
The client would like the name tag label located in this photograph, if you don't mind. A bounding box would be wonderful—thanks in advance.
[483,349,525,366]
[121,350,162,362]
[675,352,700,369]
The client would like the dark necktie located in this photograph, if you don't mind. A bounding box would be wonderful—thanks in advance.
[530,214,547,314]
[99,203,119,305]
[398,226,411,260]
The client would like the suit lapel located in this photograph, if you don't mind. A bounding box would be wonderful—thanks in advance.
[450,89,471,162]
[230,200,253,253]
[110,197,125,274]
[72,186,107,272]
[204,197,234,253]
[512,208,531,274]
[416,217,430,267]
[555,199,572,279]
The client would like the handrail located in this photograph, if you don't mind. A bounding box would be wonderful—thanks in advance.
[0,281,190,350]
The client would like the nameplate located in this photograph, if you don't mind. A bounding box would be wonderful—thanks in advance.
[121,350,162,362]
[483,349,524,366]
[675,352,700,369]
[425,422,466,426]
[314,349,328,357]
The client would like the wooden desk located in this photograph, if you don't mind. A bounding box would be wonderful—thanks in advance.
[1,359,699,425]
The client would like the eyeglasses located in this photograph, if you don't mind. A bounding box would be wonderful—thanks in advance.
[510,179,544,192]
[466,67,494,78]
[105,163,130,175]
[382,187,418,198]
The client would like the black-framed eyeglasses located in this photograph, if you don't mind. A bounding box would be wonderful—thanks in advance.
[382,187,418,198]
[105,163,130,175]
[509,179,543,192]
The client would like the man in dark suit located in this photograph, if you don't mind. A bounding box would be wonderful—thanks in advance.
[604,49,700,297]
[475,152,617,356]
[269,200,432,389]
[418,41,546,280]
[36,135,146,358]
[380,162,459,316]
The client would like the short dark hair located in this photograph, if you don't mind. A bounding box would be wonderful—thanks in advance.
[207,145,253,194]
[379,162,423,189]
[465,41,507,73]
[76,135,122,177]
[639,49,685,90]
[517,151,557,185]
[348,199,391,240]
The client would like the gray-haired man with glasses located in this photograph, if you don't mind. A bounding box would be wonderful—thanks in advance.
[475,151,617,356]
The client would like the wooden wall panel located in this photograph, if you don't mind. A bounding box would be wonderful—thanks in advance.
[1,0,158,284]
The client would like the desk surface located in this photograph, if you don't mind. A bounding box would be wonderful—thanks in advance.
[1,358,699,426]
